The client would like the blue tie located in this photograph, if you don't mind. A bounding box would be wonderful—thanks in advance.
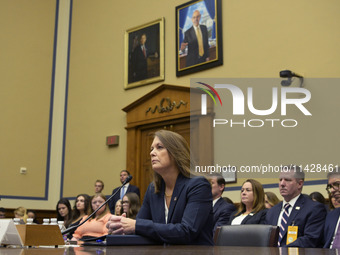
[278,203,291,246]
[121,185,125,199]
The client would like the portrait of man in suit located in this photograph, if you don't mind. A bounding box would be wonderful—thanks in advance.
[180,10,210,67]
[131,33,149,82]
[126,19,163,88]
[176,0,222,76]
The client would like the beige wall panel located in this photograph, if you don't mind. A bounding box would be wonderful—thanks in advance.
[65,0,340,202]
[1,0,338,206]
[0,0,56,198]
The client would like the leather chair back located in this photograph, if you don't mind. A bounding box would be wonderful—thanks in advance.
[214,225,279,247]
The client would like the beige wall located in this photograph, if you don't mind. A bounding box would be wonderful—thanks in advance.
[1,0,339,209]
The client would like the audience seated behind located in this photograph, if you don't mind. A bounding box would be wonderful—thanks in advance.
[0,207,6,219]
[265,166,327,248]
[329,195,340,211]
[121,192,141,219]
[222,197,234,205]
[228,179,267,225]
[27,210,39,224]
[94,179,104,195]
[108,169,140,214]
[309,191,326,204]
[72,193,111,241]
[114,199,122,216]
[324,169,340,249]
[14,206,28,223]
[67,194,91,240]
[264,191,280,209]
[209,173,236,233]
[56,198,73,228]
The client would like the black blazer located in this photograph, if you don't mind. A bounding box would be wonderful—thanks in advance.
[228,208,267,225]
[108,184,140,214]
[213,198,236,232]
[265,194,327,248]
[324,207,340,248]
[135,174,214,245]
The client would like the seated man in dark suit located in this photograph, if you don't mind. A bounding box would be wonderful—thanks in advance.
[210,173,236,234]
[108,170,140,214]
[265,165,327,248]
[324,169,340,248]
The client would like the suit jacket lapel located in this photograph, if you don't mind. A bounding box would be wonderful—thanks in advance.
[167,174,186,223]
[279,195,304,240]
[273,202,283,225]
[286,195,304,228]
[242,213,254,224]
[213,198,222,214]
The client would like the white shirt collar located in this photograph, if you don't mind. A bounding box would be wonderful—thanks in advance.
[213,196,221,207]
[283,193,301,209]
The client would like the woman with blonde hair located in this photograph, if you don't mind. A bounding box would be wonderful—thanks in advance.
[265,191,280,209]
[229,179,267,225]
[72,193,111,241]
[114,199,122,216]
[14,207,28,223]
[107,130,213,245]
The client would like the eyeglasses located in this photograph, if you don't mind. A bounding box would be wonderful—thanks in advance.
[122,201,129,204]
[326,182,340,193]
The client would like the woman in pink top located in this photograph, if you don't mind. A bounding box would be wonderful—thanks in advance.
[72,193,111,240]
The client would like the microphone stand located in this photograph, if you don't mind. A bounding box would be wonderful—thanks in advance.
[61,175,133,235]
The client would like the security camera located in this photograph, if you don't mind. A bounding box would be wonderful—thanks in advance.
[280,70,303,79]
[279,70,304,87]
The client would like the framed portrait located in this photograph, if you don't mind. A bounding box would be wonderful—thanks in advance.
[124,18,164,89]
[176,0,222,77]
[222,167,237,184]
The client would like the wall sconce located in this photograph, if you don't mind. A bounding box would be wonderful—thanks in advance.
[280,70,304,87]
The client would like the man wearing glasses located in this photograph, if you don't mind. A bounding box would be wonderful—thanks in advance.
[265,165,327,247]
[324,169,340,248]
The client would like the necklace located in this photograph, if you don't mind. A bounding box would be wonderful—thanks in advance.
[165,192,173,197]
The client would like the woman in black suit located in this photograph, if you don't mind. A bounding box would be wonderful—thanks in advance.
[106,130,213,245]
[229,179,267,225]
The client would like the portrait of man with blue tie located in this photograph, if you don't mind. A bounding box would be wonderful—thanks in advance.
[126,19,162,88]
[265,165,327,248]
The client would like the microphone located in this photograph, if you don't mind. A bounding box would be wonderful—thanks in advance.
[61,175,133,235]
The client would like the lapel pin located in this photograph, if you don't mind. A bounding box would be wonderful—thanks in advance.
[249,213,254,216]
[295,206,300,210]
[174,197,177,201]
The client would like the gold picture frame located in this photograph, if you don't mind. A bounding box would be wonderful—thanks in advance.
[176,0,222,76]
[124,18,165,89]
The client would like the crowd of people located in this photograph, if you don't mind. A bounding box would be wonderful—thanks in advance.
[1,130,340,248]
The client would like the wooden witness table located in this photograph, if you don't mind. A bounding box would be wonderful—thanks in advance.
[0,245,338,255]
